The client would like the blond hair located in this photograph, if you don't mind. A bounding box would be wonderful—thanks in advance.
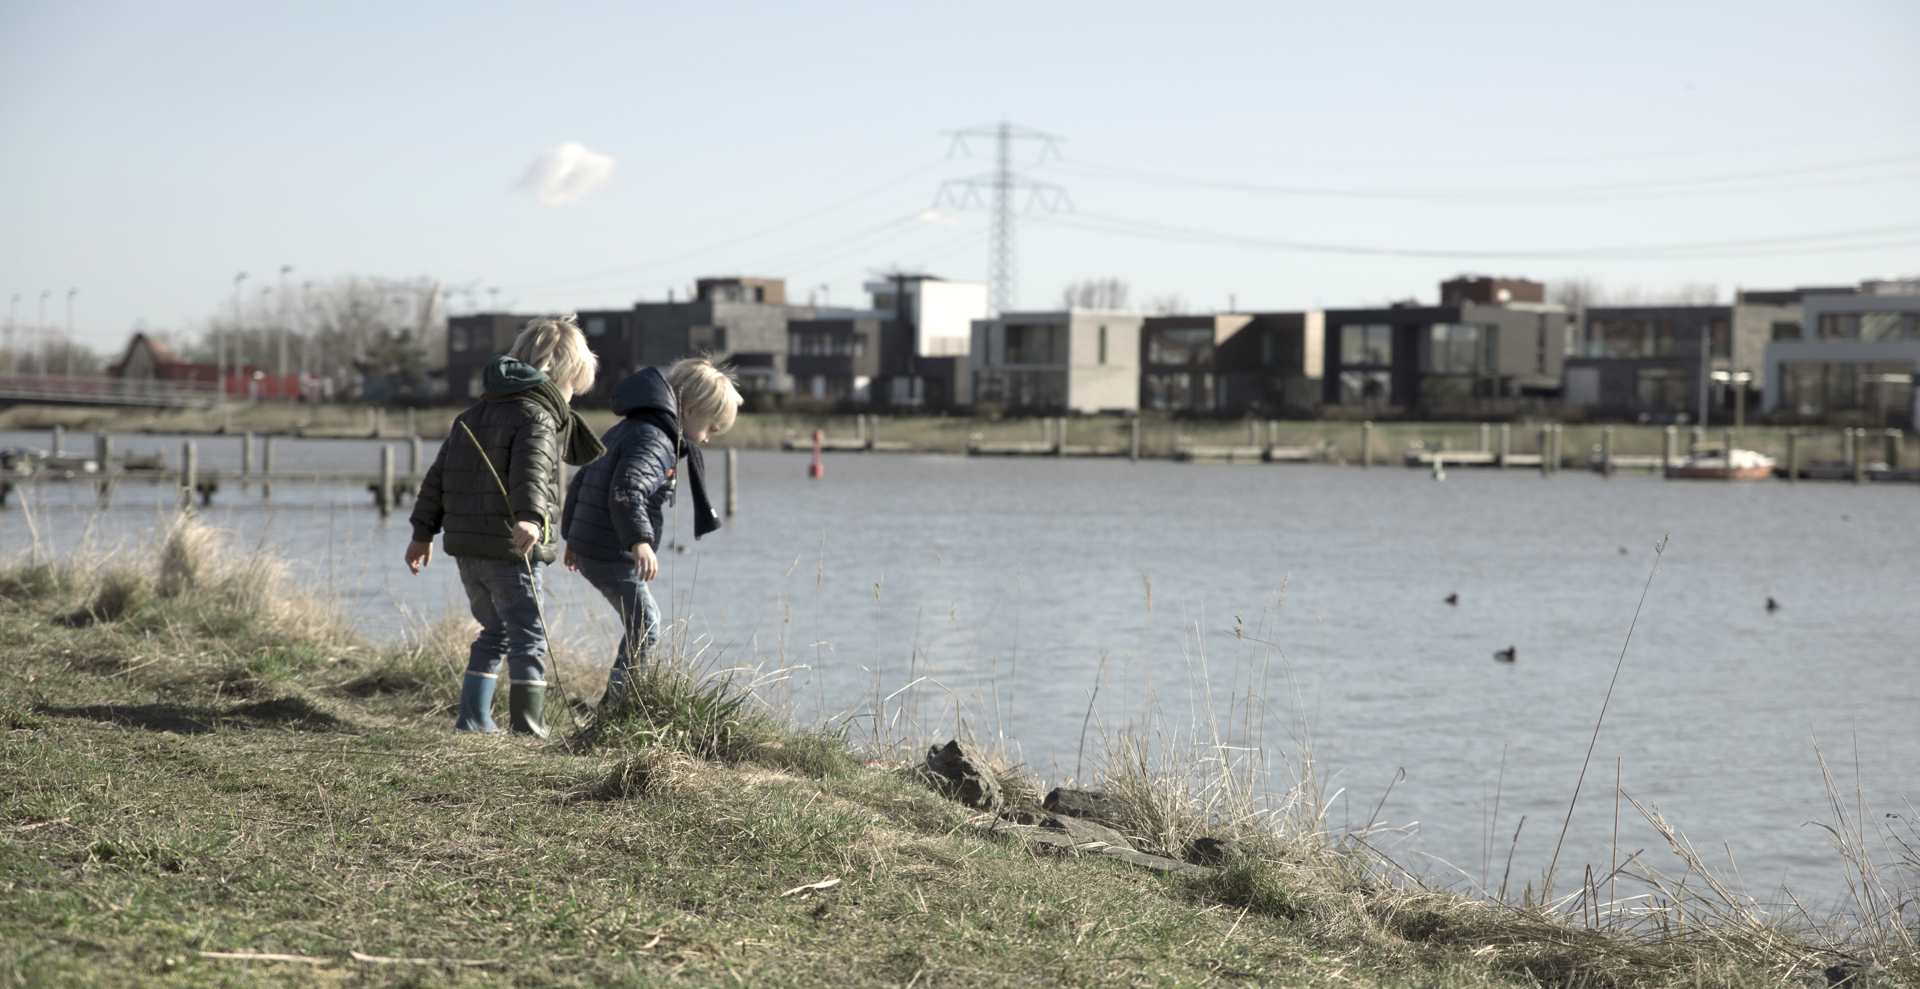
[507,315,597,395]
[666,357,743,434]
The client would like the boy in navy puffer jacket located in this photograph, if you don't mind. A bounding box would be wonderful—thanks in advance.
[560,358,742,706]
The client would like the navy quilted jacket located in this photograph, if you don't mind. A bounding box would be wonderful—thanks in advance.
[561,368,679,563]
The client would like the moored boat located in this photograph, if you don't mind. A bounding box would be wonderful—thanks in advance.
[1666,447,1775,480]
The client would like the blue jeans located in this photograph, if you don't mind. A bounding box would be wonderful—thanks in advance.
[456,556,547,685]
[574,555,660,677]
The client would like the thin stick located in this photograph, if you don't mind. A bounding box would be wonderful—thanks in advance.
[1499,815,1526,904]
[1611,757,1621,929]
[1544,533,1669,900]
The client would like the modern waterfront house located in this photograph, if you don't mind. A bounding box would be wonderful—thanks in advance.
[1320,277,1572,416]
[1762,278,1920,427]
[787,275,985,408]
[1560,292,1807,424]
[970,309,1144,413]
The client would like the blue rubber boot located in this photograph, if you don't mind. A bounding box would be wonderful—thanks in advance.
[455,672,503,733]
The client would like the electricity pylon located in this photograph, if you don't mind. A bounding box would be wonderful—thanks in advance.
[936,122,1069,315]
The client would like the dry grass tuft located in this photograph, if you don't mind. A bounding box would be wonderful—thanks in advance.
[84,566,152,623]
[572,748,697,802]
[156,517,217,598]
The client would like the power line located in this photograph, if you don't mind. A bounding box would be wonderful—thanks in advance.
[1038,211,1920,261]
[1045,150,1920,203]
[501,158,952,296]
[936,122,1070,314]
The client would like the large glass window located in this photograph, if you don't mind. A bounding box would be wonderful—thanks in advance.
[1005,324,1066,364]
[1591,319,1669,358]
[790,332,864,357]
[1338,370,1391,404]
[1421,323,1494,374]
[1340,324,1392,366]
[1145,327,1215,366]
[1143,372,1216,410]
[1817,312,1920,341]
[1780,362,1915,415]
[1635,367,1690,410]
[1772,321,1802,341]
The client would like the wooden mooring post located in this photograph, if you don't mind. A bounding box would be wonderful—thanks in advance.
[51,424,64,458]
[409,435,423,474]
[1852,428,1866,484]
[1361,421,1373,468]
[1786,429,1799,483]
[1129,417,1140,462]
[180,441,197,511]
[1498,423,1510,467]
[376,445,396,516]
[405,407,417,438]
[1601,425,1614,477]
[262,438,276,501]
[95,431,113,507]
[1663,425,1677,472]
[1539,428,1550,477]
[1724,427,1736,481]
[1886,428,1904,469]
[725,447,738,518]
[1055,417,1067,456]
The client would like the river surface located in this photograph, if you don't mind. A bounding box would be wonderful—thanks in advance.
[4,428,1915,911]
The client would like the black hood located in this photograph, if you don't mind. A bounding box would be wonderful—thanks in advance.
[611,367,677,423]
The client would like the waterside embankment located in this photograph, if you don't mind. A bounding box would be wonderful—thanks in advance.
[1,527,1911,987]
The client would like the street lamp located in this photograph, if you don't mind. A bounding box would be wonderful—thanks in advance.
[65,287,77,377]
[277,264,293,379]
[1711,369,1754,429]
[6,294,18,375]
[226,272,247,403]
[37,289,49,377]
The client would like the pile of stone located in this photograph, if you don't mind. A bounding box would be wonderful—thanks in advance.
[923,739,1247,877]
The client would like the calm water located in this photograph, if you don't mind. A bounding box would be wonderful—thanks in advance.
[5,429,1916,909]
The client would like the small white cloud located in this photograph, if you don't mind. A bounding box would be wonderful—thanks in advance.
[515,142,616,206]
[916,209,961,228]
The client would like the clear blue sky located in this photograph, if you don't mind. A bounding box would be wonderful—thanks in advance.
[3,0,1917,350]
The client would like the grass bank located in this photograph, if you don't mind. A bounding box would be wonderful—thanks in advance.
[1,530,1910,987]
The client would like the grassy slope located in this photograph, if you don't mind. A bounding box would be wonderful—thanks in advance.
[0,550,1895,988]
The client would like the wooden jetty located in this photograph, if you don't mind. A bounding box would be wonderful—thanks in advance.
[1,433,434,515]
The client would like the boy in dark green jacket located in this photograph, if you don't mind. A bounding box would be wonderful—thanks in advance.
[405,316,603,738]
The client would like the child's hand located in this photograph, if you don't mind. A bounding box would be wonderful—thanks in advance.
[404,540,432,575]
[512,520,540,556]
[632,543,658,582]
[563,548,578,572]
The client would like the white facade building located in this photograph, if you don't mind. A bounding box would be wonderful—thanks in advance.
[864,277,988,357]
[970,309,1144,413]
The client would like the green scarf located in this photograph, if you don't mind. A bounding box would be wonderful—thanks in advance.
[481,356,607,466]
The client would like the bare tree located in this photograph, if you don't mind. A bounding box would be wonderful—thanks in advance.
[1060,277,1130,310]
[1548,278,1721,308]
[197,275,445,392]
[1141,294,1189,315]
[0,336,101,375]
[1547,278,1602,311]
